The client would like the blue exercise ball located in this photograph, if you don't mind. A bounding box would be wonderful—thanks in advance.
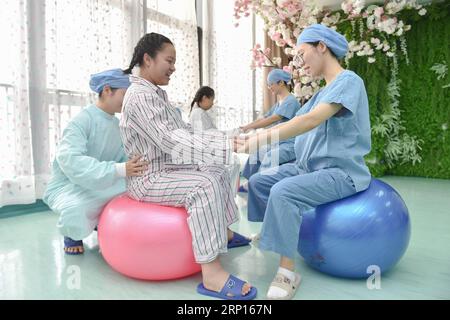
[298,179,411,278]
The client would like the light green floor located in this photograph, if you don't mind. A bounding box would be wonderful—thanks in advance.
[1,176,449,300]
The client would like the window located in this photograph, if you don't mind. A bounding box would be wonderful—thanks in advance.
[204,1,265,130]
[44,0,134,161]
[146,0,200,109]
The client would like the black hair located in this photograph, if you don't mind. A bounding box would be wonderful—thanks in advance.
[276,79,294,93]
[123,33,174,74]
[308,41,338,59]
[289,78,294,92]
[99,87,118,98]
[190,86,215,115]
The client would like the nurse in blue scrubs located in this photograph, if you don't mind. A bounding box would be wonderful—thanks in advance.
[239,69,301,192]
[236,24,372,299]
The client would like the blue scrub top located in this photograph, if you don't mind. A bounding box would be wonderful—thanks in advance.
[265,94,301,144]
[294,70,371,192]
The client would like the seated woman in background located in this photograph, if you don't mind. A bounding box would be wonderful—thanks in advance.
[189,86,241,197]
[236,24,371,299]
[238,69,301,193]
[120,33,256,300]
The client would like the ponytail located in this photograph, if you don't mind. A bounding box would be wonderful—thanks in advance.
[190,86,215,115]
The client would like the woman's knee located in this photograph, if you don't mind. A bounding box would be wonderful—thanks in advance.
[248,172,264,190]
[199,164,229,183]
[193,175,222,199]
[269,180,292,199]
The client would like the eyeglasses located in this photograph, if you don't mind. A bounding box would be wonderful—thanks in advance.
[293,53,304,66]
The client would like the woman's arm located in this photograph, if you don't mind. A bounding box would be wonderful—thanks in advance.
[57,123,121,190]
[240,114,282,132]
[238,103,342,153]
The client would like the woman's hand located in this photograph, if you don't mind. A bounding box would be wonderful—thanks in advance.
[233,136,247,153]
[126,155,149,177]
[239,126,249,134]
[234,134,259,154]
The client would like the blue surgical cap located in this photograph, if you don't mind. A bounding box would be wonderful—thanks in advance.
[297,24,348,59]
[89,68,131,94]
[267,69,292,86]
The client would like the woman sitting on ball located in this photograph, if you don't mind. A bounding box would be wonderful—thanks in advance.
[235,24,372,300]
[120,33,255,300]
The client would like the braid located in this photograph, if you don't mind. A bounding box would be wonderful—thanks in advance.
[123,47,140,74]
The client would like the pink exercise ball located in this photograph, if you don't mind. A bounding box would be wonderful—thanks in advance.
[98,195,201,280]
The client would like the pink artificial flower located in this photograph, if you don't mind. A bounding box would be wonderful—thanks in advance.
[271,32,281,41]
[287,39,295,47]
[374,7,384,17]
[276,0,289,8]
[294,83,302,96]
[345,3,353,13]
[283,65,293,73]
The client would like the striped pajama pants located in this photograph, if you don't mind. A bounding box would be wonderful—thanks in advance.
[128,164,239,264]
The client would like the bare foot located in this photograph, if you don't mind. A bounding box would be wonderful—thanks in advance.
[227,229,234,241]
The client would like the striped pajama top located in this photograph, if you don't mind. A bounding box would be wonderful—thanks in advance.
[119,75,233,191]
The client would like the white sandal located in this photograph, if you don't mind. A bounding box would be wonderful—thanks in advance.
[267,272,301,300]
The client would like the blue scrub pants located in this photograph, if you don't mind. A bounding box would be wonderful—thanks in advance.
[247,163,356,258]
[242,142,296,180]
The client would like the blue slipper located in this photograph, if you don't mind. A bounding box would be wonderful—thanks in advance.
[64,237,84,255]
[197,274,257,300]
[228,232,252,249]
[238,185,248,193]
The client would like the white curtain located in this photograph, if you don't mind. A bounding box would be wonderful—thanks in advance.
[202,0,264,131]
[0,0,34,206]
[0,0,145,207]
[0,0,247,207]
[146,0,200,112]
